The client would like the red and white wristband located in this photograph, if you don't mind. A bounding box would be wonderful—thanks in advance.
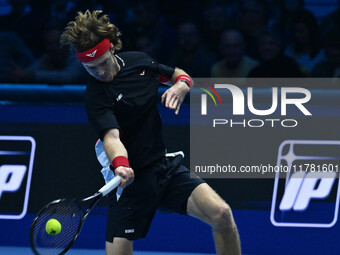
[175,75,193,90]
[112,156,130,169]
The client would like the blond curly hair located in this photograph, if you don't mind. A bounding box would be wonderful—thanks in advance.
[60,10,122,52]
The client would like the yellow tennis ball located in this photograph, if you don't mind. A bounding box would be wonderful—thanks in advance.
[46,219,61,235]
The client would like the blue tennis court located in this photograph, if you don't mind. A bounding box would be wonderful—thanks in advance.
[0,247,218,255]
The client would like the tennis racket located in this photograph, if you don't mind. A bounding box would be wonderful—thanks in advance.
[30,175,121,255]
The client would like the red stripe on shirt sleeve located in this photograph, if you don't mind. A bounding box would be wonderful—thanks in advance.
[159,75,170,83]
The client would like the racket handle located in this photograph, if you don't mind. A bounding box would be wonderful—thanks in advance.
[98,175,121,196]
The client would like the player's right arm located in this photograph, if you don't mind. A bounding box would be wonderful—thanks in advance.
[102,129,134,188]
[85,81,134,188]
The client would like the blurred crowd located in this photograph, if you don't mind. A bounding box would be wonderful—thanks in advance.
[1,0,340,85]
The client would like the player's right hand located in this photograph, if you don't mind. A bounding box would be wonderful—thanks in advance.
[161,81,190,115]
[114,166,134,188]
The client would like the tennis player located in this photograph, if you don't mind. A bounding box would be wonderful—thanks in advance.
[61,10,241,255]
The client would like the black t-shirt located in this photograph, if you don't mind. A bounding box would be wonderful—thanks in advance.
[85,51,175,169]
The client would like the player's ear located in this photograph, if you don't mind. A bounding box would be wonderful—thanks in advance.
[110,44,115,54]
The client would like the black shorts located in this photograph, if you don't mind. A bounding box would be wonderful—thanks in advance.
[105,155,205,241]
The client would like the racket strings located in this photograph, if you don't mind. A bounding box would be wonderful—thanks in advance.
[31,200,82,255]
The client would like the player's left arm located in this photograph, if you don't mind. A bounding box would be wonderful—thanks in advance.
[161,68,193,115]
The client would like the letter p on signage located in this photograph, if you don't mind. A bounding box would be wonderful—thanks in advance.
[279,171,336,211]
[0,136,36,220]
[0,165,27,199]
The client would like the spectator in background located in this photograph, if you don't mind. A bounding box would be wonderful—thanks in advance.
[0,32,34,82]
[285,10,324,75]
[240,0,269,60]
[248,30,303,78]
[202,4,228,58]
[169,22,215,77]
[128,1,176,63]
[0,0,50,57]
[6,28,87,84]
[100,1,132,31]
[320,7,340,39]
[136,36,156,59]
[49,0,78,26]
[311,31,340,78]
[76,0,103,11]
[211,29,258,77]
